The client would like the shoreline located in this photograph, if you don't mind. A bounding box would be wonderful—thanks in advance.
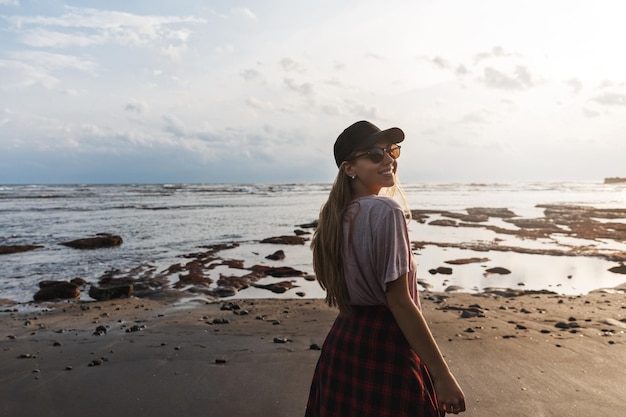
[2,289,626,416]
[3,202,626,305]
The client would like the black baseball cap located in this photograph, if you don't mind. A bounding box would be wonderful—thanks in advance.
[333,120,404,167]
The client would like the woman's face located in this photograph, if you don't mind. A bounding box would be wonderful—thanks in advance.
[344,140,399,197]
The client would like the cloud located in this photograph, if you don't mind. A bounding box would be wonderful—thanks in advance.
[582,107,600,118]
[246,97,273,111]
[432,56,450,69]
[12,50,98,73]
[461,112,489,124]
[0,0,19,5]
[0,59,59,89]
[321,104,340,116]
[230,7,257,21]
[125,100,148,114]
[283,78,314,96]
[591,92,626,106]
[455,65,469,76]
[6,6,207,49]
[345,102,378,119]
[474,45,515,64]
[160,44,188,62]
[564,78,583,94]
[19,28,106,48]
[0,51,97,90]
[0,108,12,127]
[241,68,261,81]
[215,43,234,54]
[426,56,469,78]
[281,57,305,73]
[482,65,534,90]
[162,114,186,137]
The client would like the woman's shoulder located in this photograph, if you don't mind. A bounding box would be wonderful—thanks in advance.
[356,195,403,212]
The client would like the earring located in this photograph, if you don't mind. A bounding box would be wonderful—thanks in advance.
[351,175,356,179]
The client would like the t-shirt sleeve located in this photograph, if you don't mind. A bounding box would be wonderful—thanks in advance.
[372,204,411,291]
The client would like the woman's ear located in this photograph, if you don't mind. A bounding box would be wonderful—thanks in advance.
[341,162,356,179]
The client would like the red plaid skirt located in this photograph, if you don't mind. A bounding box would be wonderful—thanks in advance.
[305,306,442,417]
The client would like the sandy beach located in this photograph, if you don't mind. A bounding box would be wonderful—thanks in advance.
[2,288,625,417]
[3,200,626,416]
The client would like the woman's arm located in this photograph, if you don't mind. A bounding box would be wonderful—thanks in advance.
[386,273,466,414]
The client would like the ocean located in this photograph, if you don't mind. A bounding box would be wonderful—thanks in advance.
[1,181,625,305]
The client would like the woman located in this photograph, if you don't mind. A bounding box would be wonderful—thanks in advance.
[305,121,466,416]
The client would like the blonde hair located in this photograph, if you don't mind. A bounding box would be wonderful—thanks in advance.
[311,166,410,315]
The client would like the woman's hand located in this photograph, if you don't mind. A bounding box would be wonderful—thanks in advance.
[434,372,466,414]
[386,274,466,414]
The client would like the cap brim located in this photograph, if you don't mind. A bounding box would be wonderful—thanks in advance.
[355,127,405,151]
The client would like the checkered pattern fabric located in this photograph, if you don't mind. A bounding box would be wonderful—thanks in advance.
[305,306,442,417]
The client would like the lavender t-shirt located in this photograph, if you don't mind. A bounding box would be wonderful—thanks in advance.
[342,195,420,308]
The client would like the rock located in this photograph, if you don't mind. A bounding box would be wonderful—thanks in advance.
[88,284,133,301]
[93,325,107,336]
[174,263,213,288]
[602,318,626,329]
[428,219,458,227]
[445,257,490,265]
[434,266,453,275]
[265,250,286,261]
[608,264,626,274]
[443,211,489,223]
[125,324,145,332]
[61,235,123,249]
[555,321,578,329]
[260,235,306,245]
[220,302,241,311]
[34,281,80,301]
[485,267,511,275]
[466,207,517,218]
[297,221,318,229]
[88,357,107,367]
[253,281,298,294]
[604,177,626,184]
[0,245,44,255]
[38,280,67,288]
[417,280,433,291]
[209,286,238,297]
[461,310,478,318]
[217,275,254,290]
[220,259,245,269]
[249,265,305,277]
[71,277,87,286]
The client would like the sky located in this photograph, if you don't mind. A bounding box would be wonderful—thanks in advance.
[1,0,625,184]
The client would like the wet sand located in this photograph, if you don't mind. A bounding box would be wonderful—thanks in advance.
[2,288,626,417]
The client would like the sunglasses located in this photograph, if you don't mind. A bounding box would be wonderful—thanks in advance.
[347,144,401,164]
